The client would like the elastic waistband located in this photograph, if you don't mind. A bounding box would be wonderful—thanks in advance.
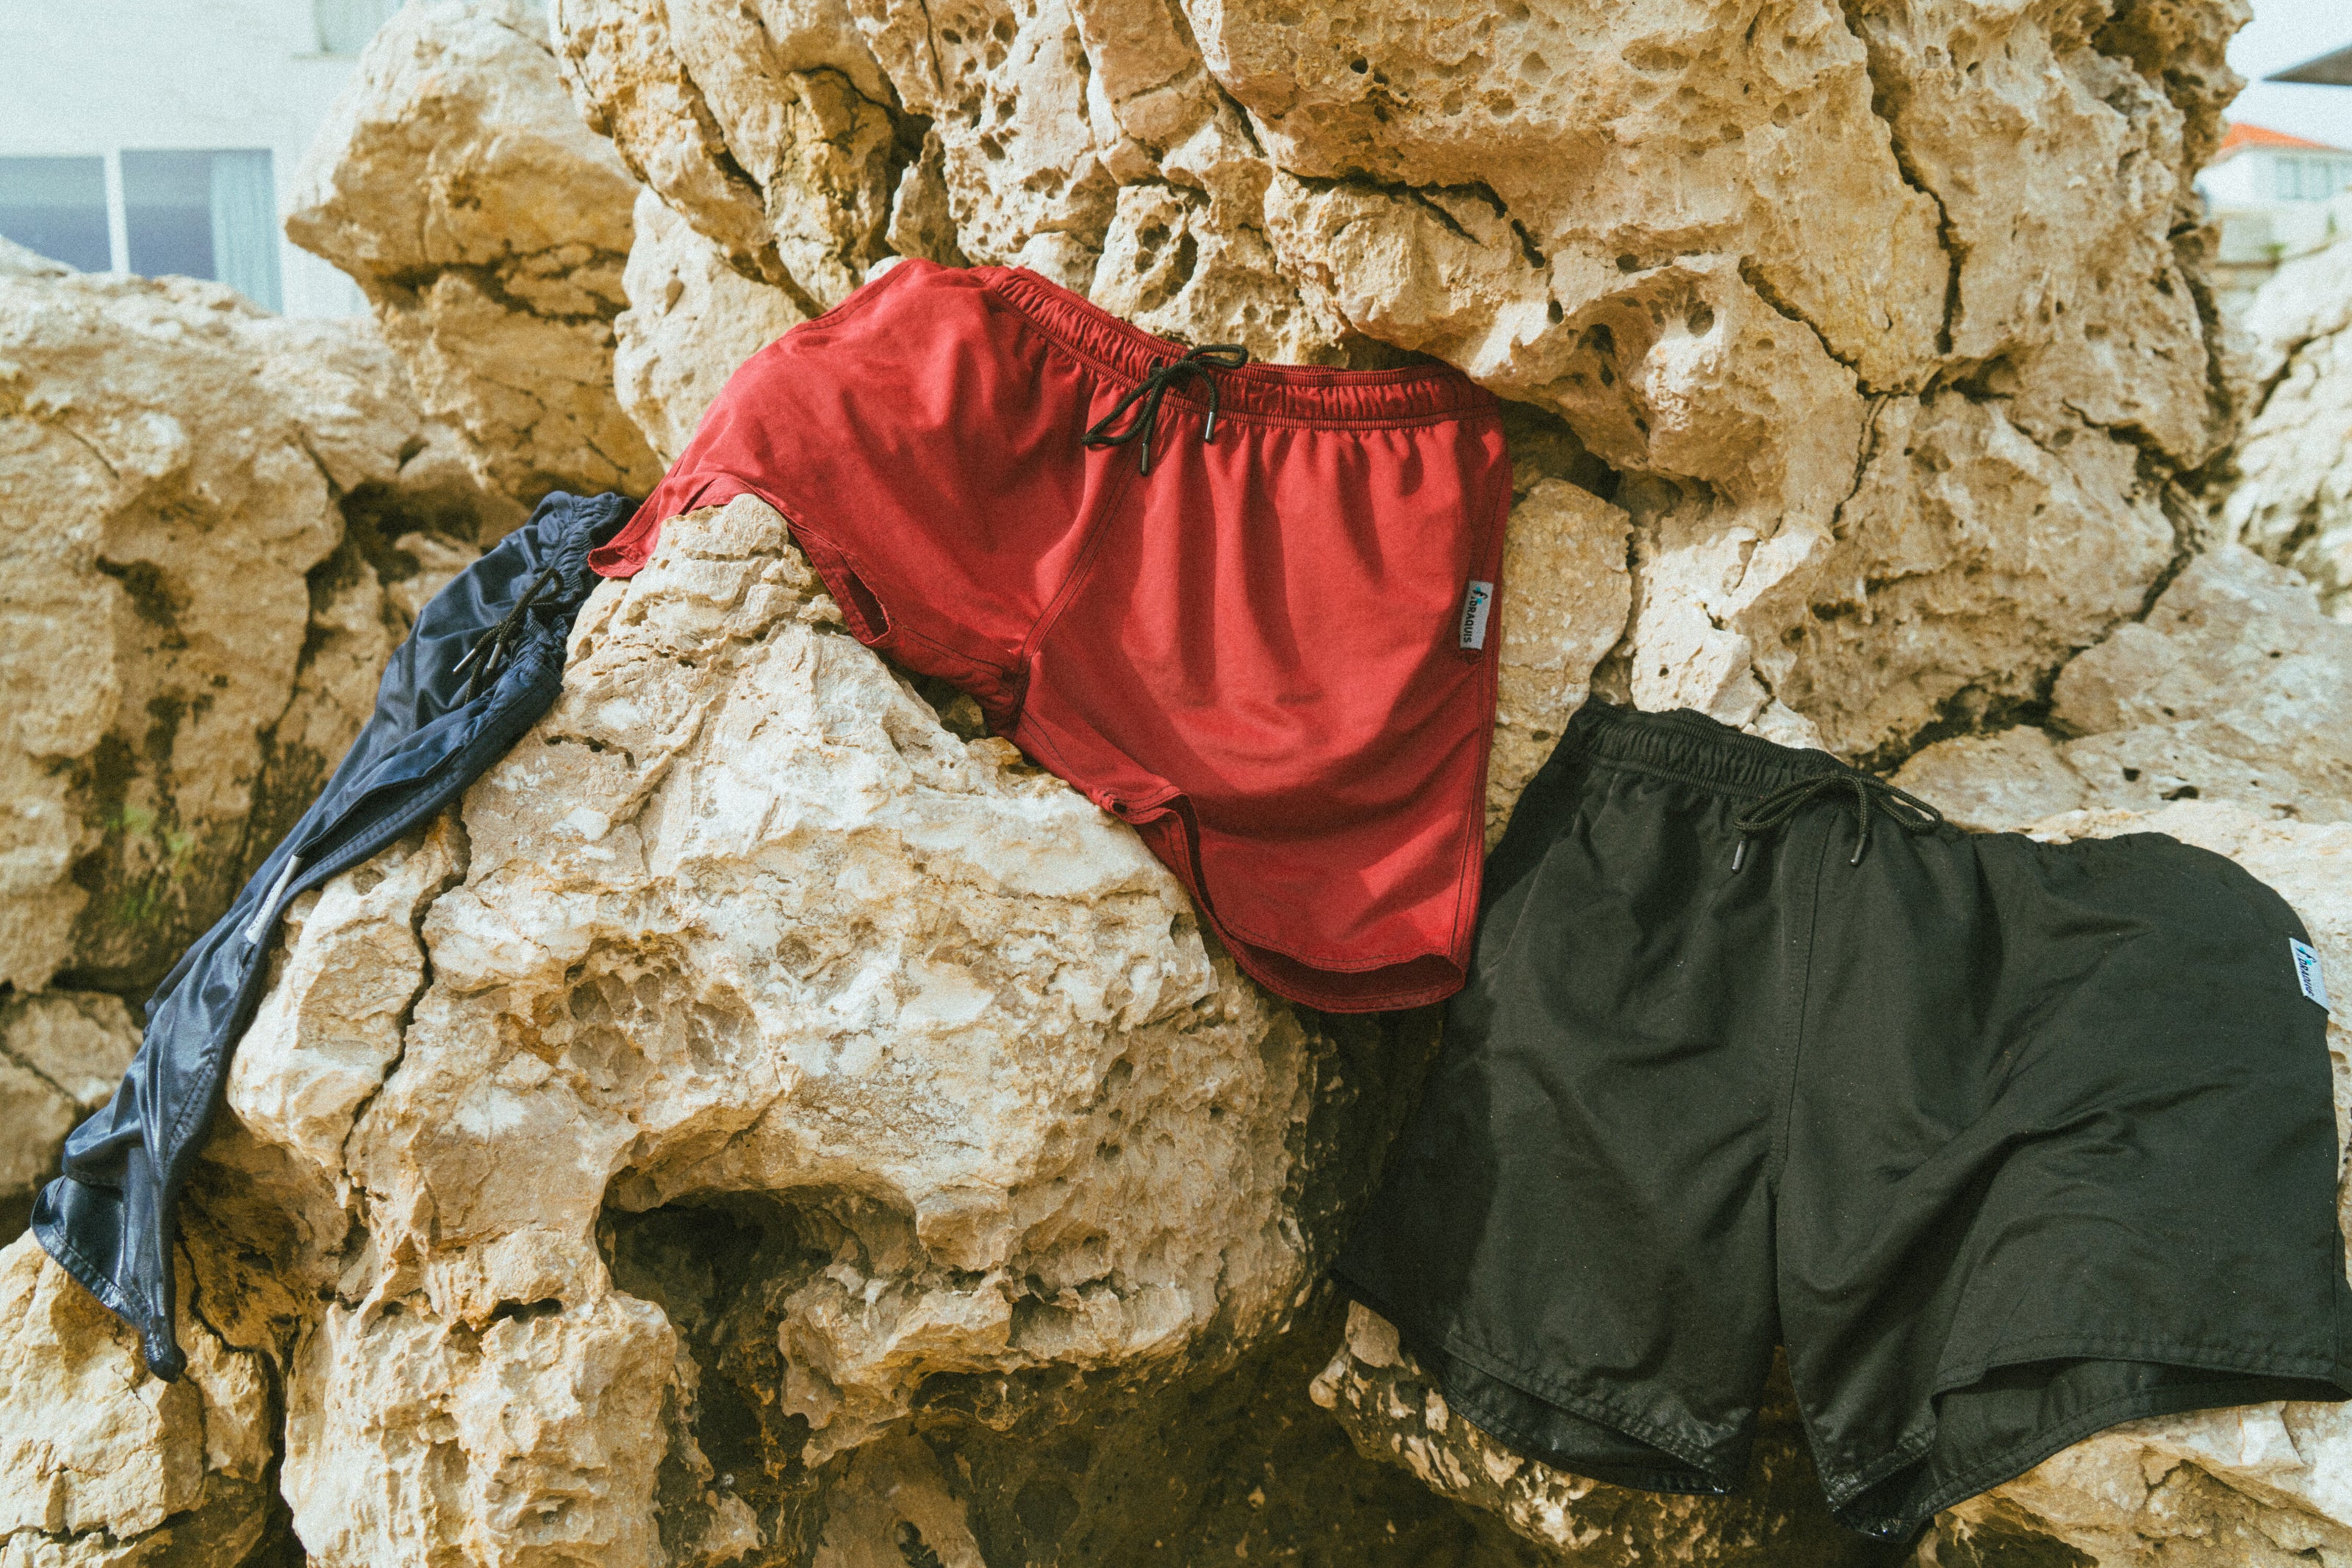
[1566,702,1848,796]
[980,267,1499,429]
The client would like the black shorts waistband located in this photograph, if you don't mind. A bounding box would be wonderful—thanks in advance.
[1566,702,1849,798]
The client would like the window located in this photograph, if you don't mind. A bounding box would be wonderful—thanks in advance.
[121,148,283,312]
[2273,155,2352,204]
[314,0,405,56]
[0,157,110,271]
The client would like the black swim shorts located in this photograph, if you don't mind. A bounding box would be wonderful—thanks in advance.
[1335,701,2352,1540]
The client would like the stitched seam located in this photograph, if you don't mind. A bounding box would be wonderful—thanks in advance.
[754,484,1027,683]
[1851,1374,2319,1533]
[1392,1311,1745,1480]
[984,276,1496,431]
[1584,752,1832,799]
[1936,1337,2352,1384]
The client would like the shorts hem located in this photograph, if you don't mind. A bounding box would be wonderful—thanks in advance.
[1822,1356,2352,1541]
[1332,1270,1745,1491]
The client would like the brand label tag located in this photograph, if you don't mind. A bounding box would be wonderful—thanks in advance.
[2292,938,2331,1013]
[1458,580,1494,652]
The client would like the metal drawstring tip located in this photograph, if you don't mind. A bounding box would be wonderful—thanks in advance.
[1731,836,1749,874]
[1849,832,1868,867]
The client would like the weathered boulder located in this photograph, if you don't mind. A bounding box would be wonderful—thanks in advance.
[2219,231,2352,618]
[0,1234,279,1568]
[0,270,487,1001]
[1892,545,2352,829]
[287,0,662,506]
[5,0,2314,1562]
[115,496,1580,1561]
[0,994,137,1241]
[614,190,808,466]
[0,475,1619,1564]
[553,0,2237,765]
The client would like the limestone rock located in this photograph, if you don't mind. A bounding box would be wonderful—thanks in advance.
[197,495,1315,1561]
[1488,479,1632,845]
[0,995,137,1242]
[1893,546,2352,830]
[2220,232,2352,617]
[614,190,808,465]
[0,1234,276,1568]
[0,270,487,998]
[552,0,908,312]
[0,237,68,279]
[289,0,662,506]
[552,0,2238,764]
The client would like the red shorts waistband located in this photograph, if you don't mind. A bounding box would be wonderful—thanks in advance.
[978,266,1498,430]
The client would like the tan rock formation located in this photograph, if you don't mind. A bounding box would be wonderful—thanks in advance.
[0,270,485,999]
[2220,234,2352,617]
[614,190,808,465]
[288,0,662,506]
[196,496,1366,1560]
[0,995,137,1240]
[1892,545,2352,830]
[0,1234,277,1568]
[7,0,2320,1562]
[0,479,1618,1564]
[549,0,2237,765]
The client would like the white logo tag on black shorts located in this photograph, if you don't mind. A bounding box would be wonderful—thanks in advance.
[1458,580,1494,651]
[2292,938,2331,1013]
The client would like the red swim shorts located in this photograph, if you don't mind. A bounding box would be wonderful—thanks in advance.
[589,260,1510,1012]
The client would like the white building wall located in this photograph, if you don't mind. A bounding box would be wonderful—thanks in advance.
[0,0,401,316]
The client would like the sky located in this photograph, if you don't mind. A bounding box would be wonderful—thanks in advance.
[2229,0,2352,148]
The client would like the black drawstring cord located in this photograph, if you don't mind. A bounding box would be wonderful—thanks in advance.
[451,559,564,702]
[1730,769,1944,872]
[1080,344,1250,474]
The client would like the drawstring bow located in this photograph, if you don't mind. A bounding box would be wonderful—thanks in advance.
[1080,344,1250,474]
[1731,769,1944,872]
[451,559,564,702]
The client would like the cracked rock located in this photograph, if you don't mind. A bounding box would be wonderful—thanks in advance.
[0,269,492,1000]
[551,0,2240,763]
[0,995,137,1244]
[1893,545,2352,828]
[288,0,662,506]
[2221,231,2352,618]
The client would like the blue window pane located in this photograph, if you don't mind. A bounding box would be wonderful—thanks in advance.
[123,150,215,281]
[209,151,282,312]
[0,156,110,271]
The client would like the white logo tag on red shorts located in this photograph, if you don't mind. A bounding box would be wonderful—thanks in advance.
[1458,580,1494,651]
[2292,938,2331,1013]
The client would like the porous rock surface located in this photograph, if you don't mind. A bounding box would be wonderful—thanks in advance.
[9,0,2341,1563]
[2218,230,2352,618]
[0,995,137,1240]
[287,0,662,506]
[615,190,809,466]
[554,0,2241,763]
[0,269,489,1003]
[1891,544,2352,830]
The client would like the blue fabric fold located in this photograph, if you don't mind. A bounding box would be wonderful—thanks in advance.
[35,490,634,1378]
